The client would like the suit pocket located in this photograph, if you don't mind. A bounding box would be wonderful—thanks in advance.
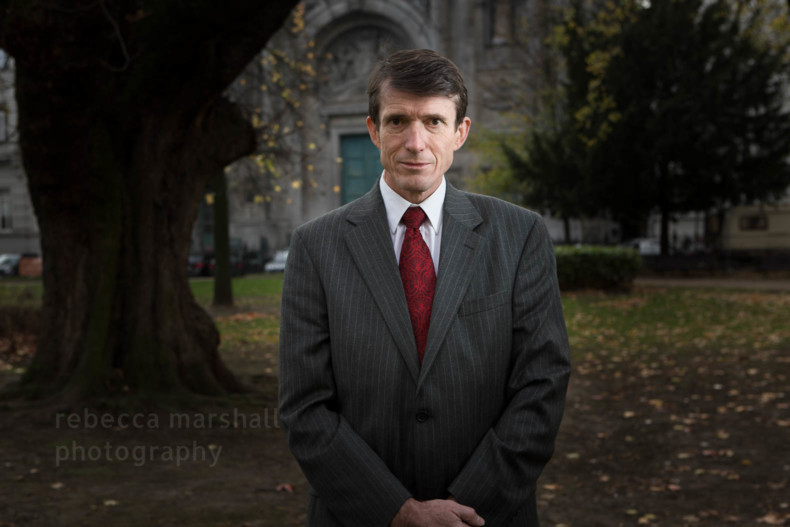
[458,290,509,317]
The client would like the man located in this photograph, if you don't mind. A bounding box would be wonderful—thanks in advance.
[279,49,570,527]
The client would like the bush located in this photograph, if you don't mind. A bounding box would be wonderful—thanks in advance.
[554,246,642,290]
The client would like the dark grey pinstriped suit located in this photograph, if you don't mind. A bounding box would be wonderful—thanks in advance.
[278,181,570,527]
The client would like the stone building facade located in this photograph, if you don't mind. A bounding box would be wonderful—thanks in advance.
[216,0,555,256]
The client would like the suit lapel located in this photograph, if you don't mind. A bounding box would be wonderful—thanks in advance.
[344,185,421,384]
[418,185,483,388]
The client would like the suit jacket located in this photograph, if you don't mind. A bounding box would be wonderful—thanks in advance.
[278,181,570,527]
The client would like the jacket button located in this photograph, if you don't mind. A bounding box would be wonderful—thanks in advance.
[415,410,430,423]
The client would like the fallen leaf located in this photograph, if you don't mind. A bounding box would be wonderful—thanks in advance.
[756,512,787,525]
[638,513,657,524]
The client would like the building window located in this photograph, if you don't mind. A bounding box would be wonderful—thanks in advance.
[0,189,12,231]
[488,0,515,45]
[739,214,768,231]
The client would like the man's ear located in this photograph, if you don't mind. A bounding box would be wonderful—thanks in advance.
[366,116,381,149]
[454,116,472,151]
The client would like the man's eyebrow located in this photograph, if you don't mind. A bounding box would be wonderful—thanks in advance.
[382,112,408,122]
[422,113,447,122]
[382,112,449,123]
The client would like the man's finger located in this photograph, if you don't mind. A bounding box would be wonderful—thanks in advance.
[454,504,485,526]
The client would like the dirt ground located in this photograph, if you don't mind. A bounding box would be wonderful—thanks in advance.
[539,340,789,526]
[1,291,789,526]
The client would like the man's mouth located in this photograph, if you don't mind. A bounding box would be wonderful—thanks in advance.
[399,160,431,169]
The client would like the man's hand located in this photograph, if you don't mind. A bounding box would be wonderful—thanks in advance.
[391,497,485,527]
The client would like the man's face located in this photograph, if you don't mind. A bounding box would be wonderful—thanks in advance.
[366,85,471,204]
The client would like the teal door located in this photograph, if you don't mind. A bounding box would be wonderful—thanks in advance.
[341,134,383,204]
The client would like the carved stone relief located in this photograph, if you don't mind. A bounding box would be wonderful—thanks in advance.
[319,26,408,103]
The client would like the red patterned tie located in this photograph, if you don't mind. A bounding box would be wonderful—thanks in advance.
[399,207,436,364]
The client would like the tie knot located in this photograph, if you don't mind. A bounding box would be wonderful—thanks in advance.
[401,207,427,230]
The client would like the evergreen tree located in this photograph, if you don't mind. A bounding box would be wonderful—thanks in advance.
[507,0,790,253]
[502,0,596,243]
[584,0,790,253]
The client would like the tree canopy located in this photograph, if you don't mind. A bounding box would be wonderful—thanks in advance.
[502,0,790,252]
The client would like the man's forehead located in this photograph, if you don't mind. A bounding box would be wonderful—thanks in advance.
[379,85,458,116]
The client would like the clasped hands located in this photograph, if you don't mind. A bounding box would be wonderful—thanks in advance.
[391,496,485,527]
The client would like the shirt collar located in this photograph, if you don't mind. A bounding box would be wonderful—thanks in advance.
[380,172,445,235]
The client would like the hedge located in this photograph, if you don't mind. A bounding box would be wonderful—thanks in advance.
[554,245,642,290]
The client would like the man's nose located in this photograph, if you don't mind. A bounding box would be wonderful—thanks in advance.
[404,123,426,152]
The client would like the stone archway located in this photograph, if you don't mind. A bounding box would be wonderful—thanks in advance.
[234,2,443,245]
[297,15,422,218]
[318,24,408,105]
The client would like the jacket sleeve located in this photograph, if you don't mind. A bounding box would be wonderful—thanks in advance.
[278,229,412,526]
[447,217,571,524]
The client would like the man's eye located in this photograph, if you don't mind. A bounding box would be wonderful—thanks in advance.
[389,118,402,126]
[429,118,442,126]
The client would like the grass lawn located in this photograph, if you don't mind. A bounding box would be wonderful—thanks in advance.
[0,276,788,525]
[563,287,790,355]
[190,274,286,304]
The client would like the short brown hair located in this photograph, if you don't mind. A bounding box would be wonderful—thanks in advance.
[367,49,468,128]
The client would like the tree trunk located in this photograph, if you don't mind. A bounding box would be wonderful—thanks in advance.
[211,171,234,307]
[562,216,571,244]
[657,164,671,256]
[660,206,671,257]
[18,95,253,401]
[0,0,299,402]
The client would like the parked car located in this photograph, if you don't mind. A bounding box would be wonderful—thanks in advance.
[0,253,21,276]
[264,249,289,273]
[187,254,212,277]
[242,252,265,274]
[621,238,660,255]
[188,252,246,277]
[226,254,246,277]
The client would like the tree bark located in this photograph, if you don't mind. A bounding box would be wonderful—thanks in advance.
[0,0,298,401]
[660,205,670,257]
[656,164,671,256]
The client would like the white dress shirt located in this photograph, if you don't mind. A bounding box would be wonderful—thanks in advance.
[379,173,445,275]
